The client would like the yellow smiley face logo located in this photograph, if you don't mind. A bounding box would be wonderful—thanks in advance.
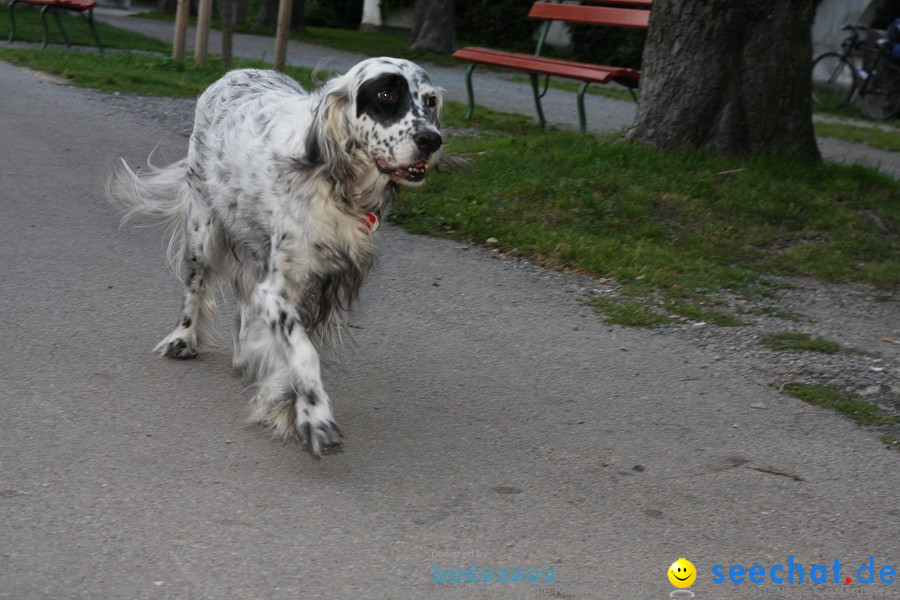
[668,558,697,588]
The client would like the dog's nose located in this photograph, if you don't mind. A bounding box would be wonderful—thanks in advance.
[414,130,442,154]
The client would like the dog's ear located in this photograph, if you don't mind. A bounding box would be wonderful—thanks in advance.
[305,83,356,185]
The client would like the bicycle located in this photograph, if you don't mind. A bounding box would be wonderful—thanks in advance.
[811,24,900,120]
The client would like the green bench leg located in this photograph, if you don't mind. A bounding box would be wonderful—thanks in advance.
[50,7,71,48]
[528,73,547,128]
[39,5,52,49]
[84,8,103,52]
[8,0,18,43]
[577,81,590,133]
[464,63,477,120]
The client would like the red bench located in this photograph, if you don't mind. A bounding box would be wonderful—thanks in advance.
[8,0,103,52]
[453,0,651,132]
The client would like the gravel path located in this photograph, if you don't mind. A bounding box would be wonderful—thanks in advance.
[487,246,900,440]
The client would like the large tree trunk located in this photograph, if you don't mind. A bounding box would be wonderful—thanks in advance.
[221,0,236,69]
[409,0,456,54]
[627,0,820,161]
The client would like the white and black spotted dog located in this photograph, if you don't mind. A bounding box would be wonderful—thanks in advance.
[107,58,443,457]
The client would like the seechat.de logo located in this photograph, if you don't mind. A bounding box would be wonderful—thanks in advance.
[668,558,696,598]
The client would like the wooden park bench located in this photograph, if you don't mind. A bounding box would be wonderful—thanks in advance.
[453,0,651,132]
[8,0,103,52]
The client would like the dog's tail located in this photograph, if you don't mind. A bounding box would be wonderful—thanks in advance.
[106,153,190,275]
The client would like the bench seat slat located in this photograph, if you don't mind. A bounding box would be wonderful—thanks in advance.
[453,48,639,85]
[528,2,650,29]
[17,0,97,8]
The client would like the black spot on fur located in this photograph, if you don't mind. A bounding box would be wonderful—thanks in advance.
[305,390,318,406]
[298,244,375,333]
[181,317,192,328]
[356,73,411,126]
[277,310,295,341]
[304,135,323,168]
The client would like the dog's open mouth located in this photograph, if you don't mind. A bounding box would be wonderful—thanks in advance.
[376,160,429,183]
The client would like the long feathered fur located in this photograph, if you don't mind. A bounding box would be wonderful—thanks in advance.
[107,58,444,457]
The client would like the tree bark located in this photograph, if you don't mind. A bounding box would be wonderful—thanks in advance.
[627,0,820,161]
[409,0,456,54]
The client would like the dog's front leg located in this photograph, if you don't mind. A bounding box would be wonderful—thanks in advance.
[240,270,342,457]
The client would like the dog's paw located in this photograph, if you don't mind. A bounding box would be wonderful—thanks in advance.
[295,390,343,458]
[154,331,198,360]
[299,418,343,458]
[249,387,343,457]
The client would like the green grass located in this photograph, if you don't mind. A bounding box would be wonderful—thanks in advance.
[0,47,319,97]
[396,105,900,322]
[761,332,843,354]
[510,75,637,103]
[593,297,675,327]
[815,120,900,153]
[782,383,899,426]
[664,301,747,326]
[591,297,745,327]
[878,435,900,450]
[2,6,169,52]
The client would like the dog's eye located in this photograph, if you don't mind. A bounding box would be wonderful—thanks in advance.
[424,95,437,109]
[377,90,396,103]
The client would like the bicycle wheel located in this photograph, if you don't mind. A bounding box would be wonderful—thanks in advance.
[812,52,858,109]
[861,63,900,119]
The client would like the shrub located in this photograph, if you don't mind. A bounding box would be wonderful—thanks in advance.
[568,23,646,70]
[455,0,539,53]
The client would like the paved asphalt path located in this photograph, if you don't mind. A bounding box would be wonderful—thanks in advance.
[1,57,899,600]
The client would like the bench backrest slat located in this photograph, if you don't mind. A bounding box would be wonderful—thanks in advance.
[577,0,653,7]
[528,2,650,29]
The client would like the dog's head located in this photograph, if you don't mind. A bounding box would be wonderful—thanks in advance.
[309,58,443,188]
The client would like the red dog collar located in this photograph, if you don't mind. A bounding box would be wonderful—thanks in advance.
[363,211,380,233]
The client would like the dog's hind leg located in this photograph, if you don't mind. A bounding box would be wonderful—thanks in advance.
[155,203,218,360]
